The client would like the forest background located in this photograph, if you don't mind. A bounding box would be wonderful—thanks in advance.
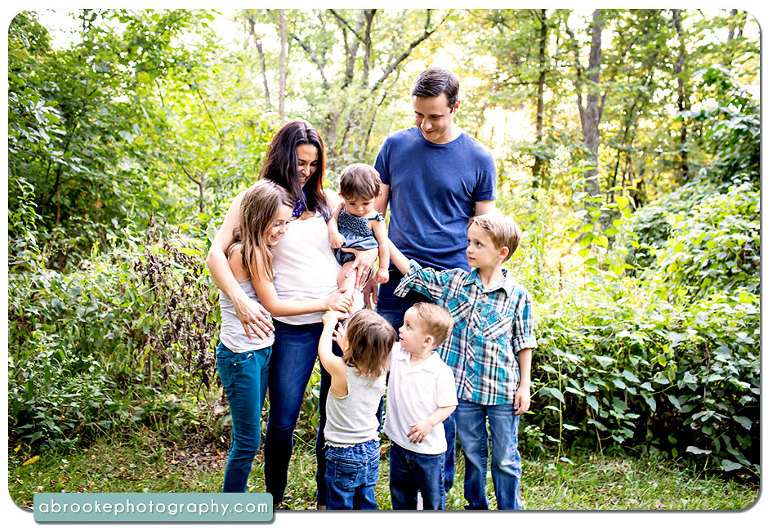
[5,6,762,514]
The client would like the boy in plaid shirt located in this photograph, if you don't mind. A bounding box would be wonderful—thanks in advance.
[389,212,536,510]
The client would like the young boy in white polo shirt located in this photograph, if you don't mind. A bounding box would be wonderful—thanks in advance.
[384,302,458,510]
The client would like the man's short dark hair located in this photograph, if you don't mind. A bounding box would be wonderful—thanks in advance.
[411,67,460,109]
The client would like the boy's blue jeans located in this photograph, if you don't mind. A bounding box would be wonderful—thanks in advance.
[389,442,446,510]
[455,398,523,510]
[263,320,340,506]
[216,342,271,493]
[324,440,380,510]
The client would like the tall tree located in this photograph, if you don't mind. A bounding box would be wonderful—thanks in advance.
[577,9,603,201]
[278,10,287,121]
[245,9,450,169]
[531,9,549,187]
[671,9,690,184]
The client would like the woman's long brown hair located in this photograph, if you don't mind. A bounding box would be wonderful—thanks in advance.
[258,119,331,220]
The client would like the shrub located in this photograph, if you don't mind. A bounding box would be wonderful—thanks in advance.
[529,275,759,475]
[8,222,219,450]
[651,182,759,297]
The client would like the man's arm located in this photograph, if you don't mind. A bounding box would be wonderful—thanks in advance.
[375,183,390,214]
[474,199,496,216]
[388,239,411,276]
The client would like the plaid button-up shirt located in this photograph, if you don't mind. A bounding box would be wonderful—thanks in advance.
[395,260,537,406]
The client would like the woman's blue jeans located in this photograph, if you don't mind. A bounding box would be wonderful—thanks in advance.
[216,342,271,493]
[455,398,523,510]
[263,320,339,506]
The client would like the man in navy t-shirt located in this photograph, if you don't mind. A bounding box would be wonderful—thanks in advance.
[366,66,496,326]
[363,67,497,496]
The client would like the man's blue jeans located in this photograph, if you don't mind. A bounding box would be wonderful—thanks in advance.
[389,442,446,510]
[263,320,340,506]
[216,342,271,493]
[455,398,523,510]
[377,268,457,492]
[324,440,380,510]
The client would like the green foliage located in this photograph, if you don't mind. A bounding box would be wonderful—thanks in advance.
[7,9,760,483]
[530,276,759,476]
[623,179,715,269]
[8,225,219,450]
[519,172,759,476]
[687,65,761,185]
[652,182,759,297]
[7,11,216,268]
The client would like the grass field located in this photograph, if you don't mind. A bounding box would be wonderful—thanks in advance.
[8,426,758,513]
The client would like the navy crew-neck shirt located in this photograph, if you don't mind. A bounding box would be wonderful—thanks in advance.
[374,126,496,271]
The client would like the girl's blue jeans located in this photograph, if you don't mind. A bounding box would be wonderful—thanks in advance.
[324,439,380,510]
[216,342,271,493]
[263,320,340,506]
[455,398,523,510]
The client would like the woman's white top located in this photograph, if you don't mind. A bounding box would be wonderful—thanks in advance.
[272,211,341,325]
[324,366,387,446]
[219,278,275,352]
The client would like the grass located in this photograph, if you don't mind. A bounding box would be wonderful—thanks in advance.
[8,426,758,512]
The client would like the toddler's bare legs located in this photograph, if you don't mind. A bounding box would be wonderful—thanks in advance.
[337,261,357,298]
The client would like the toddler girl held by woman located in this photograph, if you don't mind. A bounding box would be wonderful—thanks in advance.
[327,163,390,296]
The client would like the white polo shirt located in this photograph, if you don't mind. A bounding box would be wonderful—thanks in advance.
[384,342,458,455]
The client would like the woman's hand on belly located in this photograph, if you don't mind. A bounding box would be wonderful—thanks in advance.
[344,247,379,289]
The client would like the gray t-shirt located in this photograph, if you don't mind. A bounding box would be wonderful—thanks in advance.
[324,366,386,446]
[219,279,274,352]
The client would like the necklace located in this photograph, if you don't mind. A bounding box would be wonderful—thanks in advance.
[292,193,306,218]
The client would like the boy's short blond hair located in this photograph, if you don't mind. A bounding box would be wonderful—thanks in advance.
[410,302,454,348]
[468,213,521,261]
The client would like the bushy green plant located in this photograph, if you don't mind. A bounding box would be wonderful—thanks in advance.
[651,181,759,298]
[8,223,219,450]
[623,179,716,269]
[689,65,760,186]
[529,273,759,476]
[522,179,760,476]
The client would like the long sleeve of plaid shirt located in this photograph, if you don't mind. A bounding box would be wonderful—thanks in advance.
[394,260,537,405]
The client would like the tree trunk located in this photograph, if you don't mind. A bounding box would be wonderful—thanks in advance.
[278,10,287,121]
[531,9,548,189]
[361,10,376,87]
[245,14,271,110]
[672,9,689,183]
[583,9,602,200]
